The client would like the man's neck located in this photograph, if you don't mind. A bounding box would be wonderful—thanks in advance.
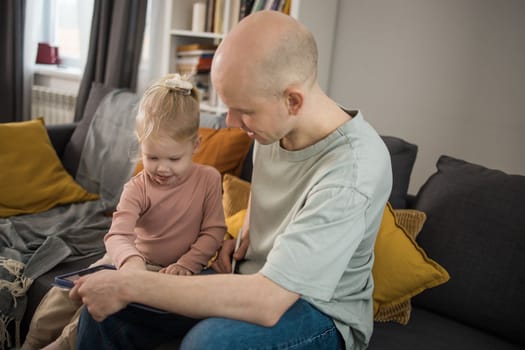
[281,92,351,151]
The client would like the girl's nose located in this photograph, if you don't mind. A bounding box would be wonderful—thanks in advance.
[157,162,169,173]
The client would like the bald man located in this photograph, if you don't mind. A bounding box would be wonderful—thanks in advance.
[74,11,392,350]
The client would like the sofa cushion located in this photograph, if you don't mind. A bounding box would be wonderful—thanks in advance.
[412,155,525,346]
[225,209,247,239]
[0,118,99,218]
[369,307,523,350]
[373,208,427,324]
[193,128,253,177]
[222,174,251,218]
[372,203,449,318]
[381,136,418,209]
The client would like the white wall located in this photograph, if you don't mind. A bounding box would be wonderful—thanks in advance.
[328,0,525,193]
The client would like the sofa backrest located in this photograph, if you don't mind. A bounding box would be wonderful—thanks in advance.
[412,155,525,346]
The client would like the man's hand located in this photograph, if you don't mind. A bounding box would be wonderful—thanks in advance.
[212,231,250,273]
[160,264,193,275]
[69,269,129,322]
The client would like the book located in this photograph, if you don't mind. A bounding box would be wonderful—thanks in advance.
[239,0,255,18]
[229,0,242,30]
[177,43,217,53]
[281,0,291,14]
[213,0,225,33]
[205,0,215,32]
[264,0,274,10]
[177,49,216,57]
[250,0,266,14]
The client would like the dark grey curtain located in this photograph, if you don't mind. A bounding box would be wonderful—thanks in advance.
[74,0,147,122]
[0,0,25,123]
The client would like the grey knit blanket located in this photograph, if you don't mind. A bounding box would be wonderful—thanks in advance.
[0,89,139,349]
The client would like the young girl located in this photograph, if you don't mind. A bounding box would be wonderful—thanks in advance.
[22,74,226,350]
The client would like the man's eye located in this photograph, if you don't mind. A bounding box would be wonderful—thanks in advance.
[148,157,158,160]
[169,158,180,162]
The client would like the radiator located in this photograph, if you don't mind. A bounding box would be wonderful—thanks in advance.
[31,85,77,124]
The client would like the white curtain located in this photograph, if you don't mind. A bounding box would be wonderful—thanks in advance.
[22,0,42,120]
[136,0,172,94]
[77,0,94,69]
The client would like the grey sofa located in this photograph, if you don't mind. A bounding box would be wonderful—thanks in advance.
[369,155,525,350]
[17,85,524,349]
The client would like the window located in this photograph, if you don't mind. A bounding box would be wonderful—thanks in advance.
[37,0,94,69]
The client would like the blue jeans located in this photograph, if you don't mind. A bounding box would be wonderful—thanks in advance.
[77,298,343,350]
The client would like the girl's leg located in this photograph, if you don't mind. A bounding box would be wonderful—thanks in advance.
[22,254,112,350]
[21,287,82,350]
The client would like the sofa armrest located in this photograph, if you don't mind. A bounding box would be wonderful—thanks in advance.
[46,123,77,158]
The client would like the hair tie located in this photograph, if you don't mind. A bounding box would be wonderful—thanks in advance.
[163,74,193,95]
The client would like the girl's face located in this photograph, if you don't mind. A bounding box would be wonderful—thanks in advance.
[140,132,199,186]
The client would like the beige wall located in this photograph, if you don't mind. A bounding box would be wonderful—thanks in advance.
[328,0,525,193]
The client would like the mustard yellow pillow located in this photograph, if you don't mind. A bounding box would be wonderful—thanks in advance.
[225,209,247,239]
[374,209,427,324]
[222,174,251,218]
[372,203,449,317]
[0,118,99,217]
[193,128,253,177]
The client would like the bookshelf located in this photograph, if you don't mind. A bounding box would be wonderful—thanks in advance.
[163,0,339,114]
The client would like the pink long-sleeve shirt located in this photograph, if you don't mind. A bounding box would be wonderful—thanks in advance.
[104,163,226,273]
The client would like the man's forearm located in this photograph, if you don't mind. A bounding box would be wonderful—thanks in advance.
[120,270,299,327]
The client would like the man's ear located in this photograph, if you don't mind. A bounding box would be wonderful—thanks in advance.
[285,88,303,116]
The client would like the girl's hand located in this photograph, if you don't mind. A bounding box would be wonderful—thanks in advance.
[159,264,193,275]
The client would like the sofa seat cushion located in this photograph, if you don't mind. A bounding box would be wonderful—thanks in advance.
[412,155,525,346]
[369,307,523,350]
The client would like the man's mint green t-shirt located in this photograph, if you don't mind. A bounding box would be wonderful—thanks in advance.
[238,111,392,350]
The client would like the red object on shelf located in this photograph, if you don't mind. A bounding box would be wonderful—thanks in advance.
[36,42,60,64]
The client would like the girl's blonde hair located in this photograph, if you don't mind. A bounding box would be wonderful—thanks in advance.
[135,74,200,143]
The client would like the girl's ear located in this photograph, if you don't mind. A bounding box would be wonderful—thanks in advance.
[285,88,303,116]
